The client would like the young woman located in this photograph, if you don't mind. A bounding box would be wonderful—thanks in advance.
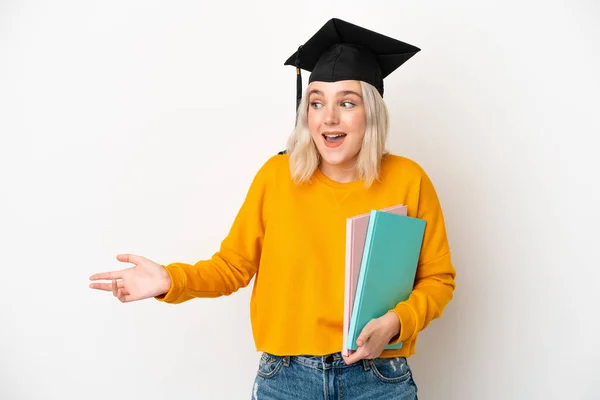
[89,18,456,399]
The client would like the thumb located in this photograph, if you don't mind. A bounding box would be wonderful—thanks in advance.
[116,253,142,265]
[356,320,376,347]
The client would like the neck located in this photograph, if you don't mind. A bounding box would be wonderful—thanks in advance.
[319,161,358,183]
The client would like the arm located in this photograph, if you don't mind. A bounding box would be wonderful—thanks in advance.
[388,171,457,344]
[154,161,271,304]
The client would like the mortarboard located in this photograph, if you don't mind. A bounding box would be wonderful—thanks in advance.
[284,18,421,111]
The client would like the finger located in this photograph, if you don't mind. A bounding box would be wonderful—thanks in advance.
[89,270,124,281]
[356,321,376,348]
[117,288,134,303]
[342,354,353,365]
[89,281,124,291]
[344,347,367,365]
[116,253,142,265]
[112,280,118,297]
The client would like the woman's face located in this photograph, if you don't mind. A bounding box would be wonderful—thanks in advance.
[307,80,366,171]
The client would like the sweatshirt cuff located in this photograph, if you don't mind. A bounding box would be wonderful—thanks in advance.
[154,264,185,303]
[389,302,417,344]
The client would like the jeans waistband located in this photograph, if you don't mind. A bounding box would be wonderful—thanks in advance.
[288,352,369,370]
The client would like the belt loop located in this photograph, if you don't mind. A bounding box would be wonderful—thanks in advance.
[283,356,290,367]
[362,359,371,370]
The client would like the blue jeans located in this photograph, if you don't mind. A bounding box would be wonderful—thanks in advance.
[251,352,418,399]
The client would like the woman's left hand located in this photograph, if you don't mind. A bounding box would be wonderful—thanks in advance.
[342,311,400,365]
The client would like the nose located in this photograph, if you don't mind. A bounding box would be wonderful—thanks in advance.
[324,104,339,125]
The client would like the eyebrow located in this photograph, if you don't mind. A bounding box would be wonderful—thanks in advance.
[308,89,363,98]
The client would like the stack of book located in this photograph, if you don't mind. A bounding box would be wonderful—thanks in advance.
[342,205,426,355]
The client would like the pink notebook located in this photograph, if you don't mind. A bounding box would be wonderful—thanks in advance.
[342,204,408,356]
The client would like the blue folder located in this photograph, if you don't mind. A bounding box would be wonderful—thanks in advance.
[347,210,426,351]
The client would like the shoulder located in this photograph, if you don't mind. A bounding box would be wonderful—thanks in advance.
[261,152,290,173]
[379,153,442,200]
[380,153,428,181]
[251,152,290,184]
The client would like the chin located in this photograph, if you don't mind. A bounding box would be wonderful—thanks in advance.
[313,137,360,167]
[318,150,354,166]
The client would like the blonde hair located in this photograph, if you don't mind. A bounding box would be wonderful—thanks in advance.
[286,80,389,187]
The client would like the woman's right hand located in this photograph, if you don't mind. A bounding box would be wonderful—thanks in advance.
[89,254,172,302]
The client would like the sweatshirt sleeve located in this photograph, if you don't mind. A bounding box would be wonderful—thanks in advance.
[389,170,457,344]
[154,159,272,304]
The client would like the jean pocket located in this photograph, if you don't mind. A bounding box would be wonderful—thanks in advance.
[369,357,413,383]
[256,352,284,379]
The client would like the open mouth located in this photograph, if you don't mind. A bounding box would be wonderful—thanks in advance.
[322,133,347,147]
[323,133,346,141]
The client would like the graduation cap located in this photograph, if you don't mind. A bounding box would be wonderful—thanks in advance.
[284,18,420,111]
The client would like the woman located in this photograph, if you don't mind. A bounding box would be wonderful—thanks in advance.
[89,18,456,399]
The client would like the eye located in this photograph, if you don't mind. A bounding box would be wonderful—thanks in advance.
[341,101,355,108]
[310,102,323,109]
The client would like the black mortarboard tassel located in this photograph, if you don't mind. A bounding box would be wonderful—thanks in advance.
[285,18,420,111]
[295,45,303,112]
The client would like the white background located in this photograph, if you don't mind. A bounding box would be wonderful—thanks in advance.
[1,1,599,399]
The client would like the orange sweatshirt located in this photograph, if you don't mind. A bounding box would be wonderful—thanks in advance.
[155,153,456,358]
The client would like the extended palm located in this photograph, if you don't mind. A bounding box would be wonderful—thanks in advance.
[89,254,171,302]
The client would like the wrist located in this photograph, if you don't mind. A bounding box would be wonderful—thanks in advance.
[159,265,173,295]
[382,311,401,342]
